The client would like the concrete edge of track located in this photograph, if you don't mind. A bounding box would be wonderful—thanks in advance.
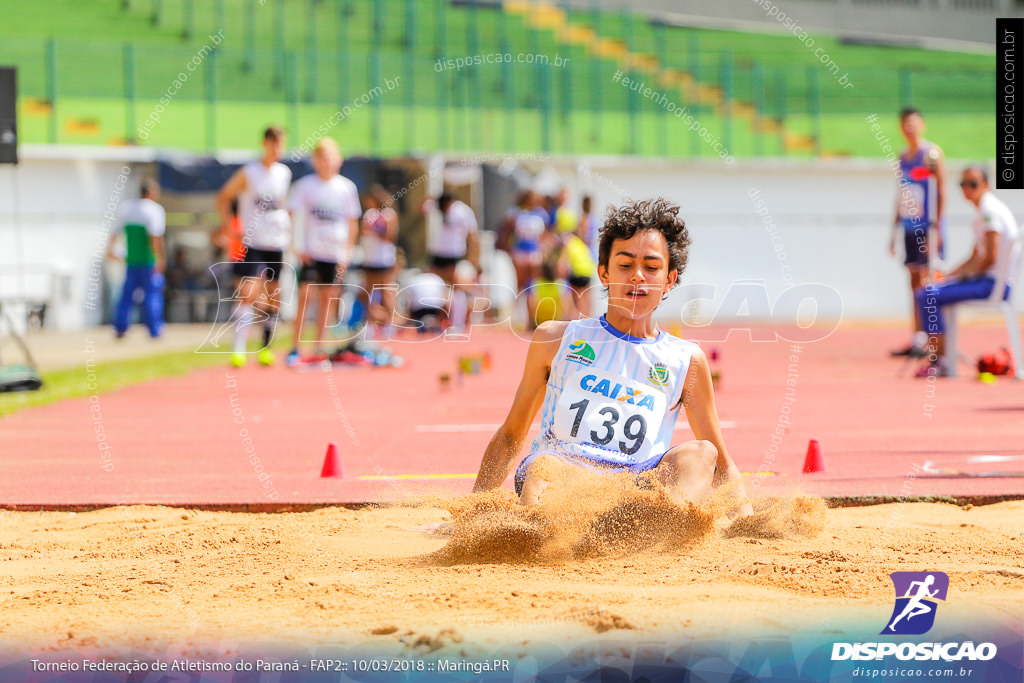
[3,494,1022,513]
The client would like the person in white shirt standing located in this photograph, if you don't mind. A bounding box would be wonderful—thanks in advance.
[425,193,480,333]
[914,166,1020,377]
[427,193,480,285]
[108,178,167,339]
[217,126,293,367]
[286,137,361,365]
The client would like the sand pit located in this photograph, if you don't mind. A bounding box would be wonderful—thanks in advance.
[0,496,1022,660]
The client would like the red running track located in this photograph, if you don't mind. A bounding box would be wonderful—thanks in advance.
[2,323,1023,507]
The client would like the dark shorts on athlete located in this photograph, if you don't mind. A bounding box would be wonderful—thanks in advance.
[409,305,446,321]
[359,263,395,276]
[299,259,343,284]
[233,248,287,280]
[903,226,929,267]
[430,254,462,270]
[568,275,592,289]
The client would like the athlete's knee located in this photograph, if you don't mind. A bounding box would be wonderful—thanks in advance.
[517,467,548,506]
[666,440,717,472]
[694,440,718,468]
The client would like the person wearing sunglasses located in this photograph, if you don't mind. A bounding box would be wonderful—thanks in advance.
[890,107,947,359]
[912,166,1019,377]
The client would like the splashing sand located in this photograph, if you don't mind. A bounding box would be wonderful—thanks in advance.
[426,458,825,565]
[723,495,827,539]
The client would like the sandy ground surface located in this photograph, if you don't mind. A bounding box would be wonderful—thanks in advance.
[1,493,1022,660]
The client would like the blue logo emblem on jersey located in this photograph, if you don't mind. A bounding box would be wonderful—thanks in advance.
[565,339,595,366]
[881,571,948,635]
[580,375,656,411]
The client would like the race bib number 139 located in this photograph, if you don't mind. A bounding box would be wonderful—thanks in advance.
[552,368,667,463]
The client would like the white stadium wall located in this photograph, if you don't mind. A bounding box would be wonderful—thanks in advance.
[535,156,1024,327]
[1,146,1021,331]
[0,146,154,330]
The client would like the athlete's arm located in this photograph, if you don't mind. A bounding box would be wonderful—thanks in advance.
[467,231,481,274]
[975,230,998,273]
[346,218,359,266]
[948,244,979,280]
[932,146,946,226]
[151,235,166,274]
[890,187,903,256]
[472,321,567,492]
[217,168,248,237]
[497,214,514,253]
[106,232,121,261]
[681,347,752,514]
[385,208,399,243]
[347,219,359,248]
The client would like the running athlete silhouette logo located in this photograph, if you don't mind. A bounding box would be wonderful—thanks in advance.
[881,571,949,635]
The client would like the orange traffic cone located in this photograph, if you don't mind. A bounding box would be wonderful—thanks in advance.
[320,442,345,478]
[802,438,827,473]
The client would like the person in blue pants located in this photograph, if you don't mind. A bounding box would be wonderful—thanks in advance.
[108,178,167,338]
[914,166,1019,377]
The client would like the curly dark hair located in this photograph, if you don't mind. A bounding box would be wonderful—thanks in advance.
[598,198,691,280]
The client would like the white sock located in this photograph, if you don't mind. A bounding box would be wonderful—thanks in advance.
[234,304,254,354]
[449,290,468,334]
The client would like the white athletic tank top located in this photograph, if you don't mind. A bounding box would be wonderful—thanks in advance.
[513,209,546,253]
[239,161,292,251]
[361,207,398,268]
[531,316,697,465]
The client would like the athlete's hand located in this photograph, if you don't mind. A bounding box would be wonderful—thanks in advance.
[931,222,944,254]
[889,238,896,257]
[714,461,753,519]
[299,252,312,266]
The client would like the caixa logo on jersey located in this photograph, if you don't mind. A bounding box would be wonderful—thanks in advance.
[831,571,998,663]
[579,375,657,411]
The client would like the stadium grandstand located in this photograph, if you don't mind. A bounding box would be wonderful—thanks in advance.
[0,0,1002,158]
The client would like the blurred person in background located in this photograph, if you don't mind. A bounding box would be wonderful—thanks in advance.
[913,166,1019,378]
[424,193,480,332]
[557,208,597,318]
[505,190,548,303]
[107,177,166,339]
[358,185,400,341]
[890,107,947,359]
[217,126,292,367]
[578,194,599,258]
[287,137,361,364]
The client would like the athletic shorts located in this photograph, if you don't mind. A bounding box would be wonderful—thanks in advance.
[359,263,395,276]
[513,449,668,497]
[298,259,343,284]
[568,275,591,289]
[903,226,929,267]
[409,305,446,321]
[233,248,286,280]
[430,254,461,270]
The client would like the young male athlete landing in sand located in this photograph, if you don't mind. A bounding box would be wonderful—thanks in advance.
[472,198,749,513]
